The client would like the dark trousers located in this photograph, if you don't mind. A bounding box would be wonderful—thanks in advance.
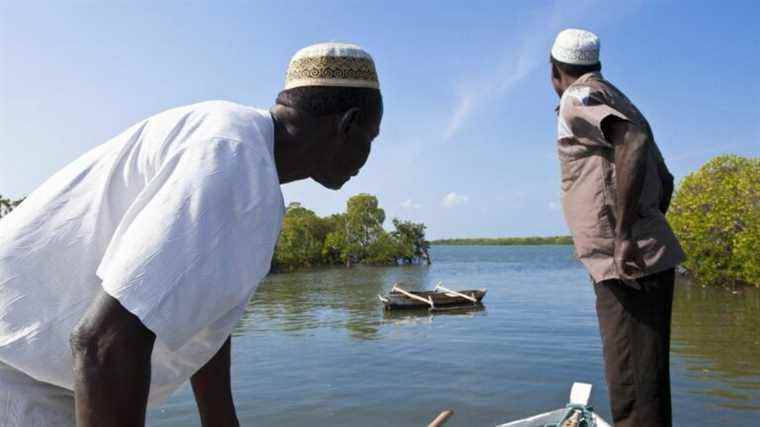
[594,268,674,427]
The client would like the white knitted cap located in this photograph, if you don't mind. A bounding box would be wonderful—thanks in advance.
[551,29,600,65]
[284,42,379,90]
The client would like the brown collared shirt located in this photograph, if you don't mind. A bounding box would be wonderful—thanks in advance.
[556,72,685,283]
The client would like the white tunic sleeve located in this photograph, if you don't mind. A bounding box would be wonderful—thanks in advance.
[96,137,282,351]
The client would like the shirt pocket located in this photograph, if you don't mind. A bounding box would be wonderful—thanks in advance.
[558,141,592,193]
[560,157,582,193]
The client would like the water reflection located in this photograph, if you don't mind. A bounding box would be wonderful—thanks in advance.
[237,264,760,411]
[235,265,489,341]
[235,266,434,340]
[150,246,760,426]
[671,277,760,411]
[382,304,486,325]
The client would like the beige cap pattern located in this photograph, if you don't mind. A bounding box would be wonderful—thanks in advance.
[284,42,379,90]
[551,29,600,65]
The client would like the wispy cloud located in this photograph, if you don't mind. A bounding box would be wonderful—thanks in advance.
[443,18,552,140]
[444,94,475,140]
[443,0,640,141]
[441,192,469,208]
[401,199,422,209]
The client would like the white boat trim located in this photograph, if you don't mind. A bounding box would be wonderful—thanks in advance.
[570,382,592,406]
[434,282,478,303]
[495,382,611,427]
[497,409,557,426]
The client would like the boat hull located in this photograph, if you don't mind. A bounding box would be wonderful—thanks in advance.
[381,289,486,310]
[497,408,610,427]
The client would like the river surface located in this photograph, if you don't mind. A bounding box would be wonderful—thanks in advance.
[148,245,760,426]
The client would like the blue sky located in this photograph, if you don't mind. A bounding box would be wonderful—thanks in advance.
[1,1,758,239]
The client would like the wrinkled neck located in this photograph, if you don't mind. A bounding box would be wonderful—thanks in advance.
[270,105,312,184]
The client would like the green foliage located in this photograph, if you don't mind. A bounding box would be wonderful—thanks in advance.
[363,232,403,265]
[392,219,431,264]
[322,214,349,265]
[0,195,24,219]
[273,203,331,270]
[668,155,760,287]
[344,194,386,261]
[432,235,573,246]
[273,194,430,271]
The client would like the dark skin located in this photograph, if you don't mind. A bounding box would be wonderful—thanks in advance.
[191,337,238,427]
[657,158,675,215]
[551,62,663,286]
[69,99,382,426]
[270,103,381,189]
[70,291,155,427]
[603,116,649,285]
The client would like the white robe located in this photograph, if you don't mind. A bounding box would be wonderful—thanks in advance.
[0,101,285,407]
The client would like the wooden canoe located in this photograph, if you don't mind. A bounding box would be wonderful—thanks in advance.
[378,284,486,310]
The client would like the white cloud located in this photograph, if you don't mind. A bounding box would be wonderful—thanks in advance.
[441,192,469,208]
[401,199,422,209]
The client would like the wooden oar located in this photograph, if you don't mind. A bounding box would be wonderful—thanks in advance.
[392,284,435,308]
[427,409,454,427]
[434,282,477,303]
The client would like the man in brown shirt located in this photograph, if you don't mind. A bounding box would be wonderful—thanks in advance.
[550,29,685,427]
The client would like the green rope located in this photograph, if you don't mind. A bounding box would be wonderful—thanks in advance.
[543,403,597,427]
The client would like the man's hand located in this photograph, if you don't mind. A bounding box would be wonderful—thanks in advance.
[614,236,646,286]
[70,290,155,427]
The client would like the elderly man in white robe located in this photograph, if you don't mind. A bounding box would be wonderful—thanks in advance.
[0,42,382,427]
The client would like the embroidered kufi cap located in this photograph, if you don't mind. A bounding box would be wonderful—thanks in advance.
[284,42,379,90]
[551,29,600,65]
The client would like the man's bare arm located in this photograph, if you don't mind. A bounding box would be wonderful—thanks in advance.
[602,117,648,283]
[657,159,675,214]
[70,290,155,427]
[191,336,240,427]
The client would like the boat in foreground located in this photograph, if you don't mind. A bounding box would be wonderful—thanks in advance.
[423,383,609,426]
[496,383,610,427]
[378,283,486,311]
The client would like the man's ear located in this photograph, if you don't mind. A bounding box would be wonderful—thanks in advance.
[338,108,361,138]
[551,62,561,81]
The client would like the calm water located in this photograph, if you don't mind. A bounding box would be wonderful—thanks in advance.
[148,246,760,426]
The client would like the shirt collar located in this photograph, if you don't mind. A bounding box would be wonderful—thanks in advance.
[575,71,602,84]
[554,72,603,113]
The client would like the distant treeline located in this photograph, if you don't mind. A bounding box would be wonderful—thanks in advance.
[432,236,573,246]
